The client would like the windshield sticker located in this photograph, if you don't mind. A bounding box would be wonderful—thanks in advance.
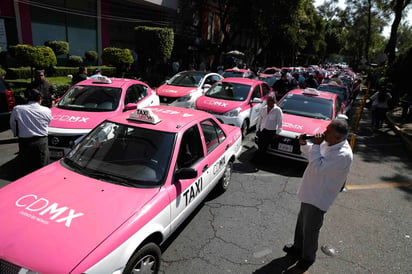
[16,194,84,227]
[53,115,89,123]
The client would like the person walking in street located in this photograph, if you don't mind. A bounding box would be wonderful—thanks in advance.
[10,89,52,176]
[370,89,392,129]
[72,66,88,85]
[25,69,57,108]
[282,119,353,274]
[255,94,283,159]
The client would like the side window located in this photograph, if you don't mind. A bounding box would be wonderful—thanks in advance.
[124,85,148,105]
[261,83,270,96]
[177,125,204,168]
[200,119,226,153]
[252,86,261,99]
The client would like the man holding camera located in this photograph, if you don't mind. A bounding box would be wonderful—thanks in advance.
[283,119,353,273]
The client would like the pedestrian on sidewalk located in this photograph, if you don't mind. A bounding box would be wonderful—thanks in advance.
[370,89,392,129]
[25,69,57,108]
[10,89,52,176]
[282,119,353,273]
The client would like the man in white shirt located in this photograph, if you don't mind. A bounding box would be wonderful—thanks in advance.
[255,94,283,158]
[283,119,353,273]
[10,89,52,176]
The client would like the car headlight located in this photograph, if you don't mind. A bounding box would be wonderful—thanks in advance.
[177,94,192,102]
[223,107,241,117]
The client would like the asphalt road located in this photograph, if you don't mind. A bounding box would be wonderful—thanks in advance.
[0,105,411,274]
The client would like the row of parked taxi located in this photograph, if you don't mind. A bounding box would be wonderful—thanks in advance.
[0,65,359,273]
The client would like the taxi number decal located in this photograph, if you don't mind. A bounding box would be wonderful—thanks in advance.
[183,177,202,207]
[16,194,84,228]
[53,115,89,123]
[213,156,226,176]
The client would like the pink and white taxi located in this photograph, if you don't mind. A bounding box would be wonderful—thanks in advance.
[196,78,272,138]
[258,88,347,162]
[155,71,223,109]
[0,106,242,273]
[48,76,159,159]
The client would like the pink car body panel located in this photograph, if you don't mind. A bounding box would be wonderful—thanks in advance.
[156,85,194,98]
[0,105,243,273]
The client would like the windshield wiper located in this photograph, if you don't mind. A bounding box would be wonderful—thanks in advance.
[86,170,136,187]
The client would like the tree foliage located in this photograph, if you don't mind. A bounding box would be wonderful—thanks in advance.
[44,40,69,56]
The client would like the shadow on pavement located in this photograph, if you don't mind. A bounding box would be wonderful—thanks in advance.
[253,255,298,274]
[0,156,21,182]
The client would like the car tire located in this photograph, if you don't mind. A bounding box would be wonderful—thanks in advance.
[123,242,161,274]
[241,120,249,139]
[216,160,233,193]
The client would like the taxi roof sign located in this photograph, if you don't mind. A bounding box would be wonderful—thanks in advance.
[303,88,320,96]
[128,108,161,124]
[92,75,112,84]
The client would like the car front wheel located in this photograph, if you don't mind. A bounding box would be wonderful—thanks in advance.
[124,242,161,274]
[216,160,233,193]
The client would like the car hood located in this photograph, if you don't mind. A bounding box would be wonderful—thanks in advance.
[196,96,245,114]
[0,162,159,273]
[156,84,195,97]
[281,113,330,135]
[50,107,117,130]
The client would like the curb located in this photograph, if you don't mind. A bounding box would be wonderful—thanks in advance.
[386,112,412,153]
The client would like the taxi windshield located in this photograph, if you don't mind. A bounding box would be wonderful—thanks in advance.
[317,85,348,101]
[168,72,204,87]
[278,94,333,120]
[204,82,251,101]
[63,121,175,187]
[57,85,121,111]
[222,71,244,78]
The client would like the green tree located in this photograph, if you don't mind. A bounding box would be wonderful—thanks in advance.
[102,47,133,77]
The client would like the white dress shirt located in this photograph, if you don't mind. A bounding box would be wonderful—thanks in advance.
[298,140,353,212]
[10,101,52,138]
[257,104,283,134]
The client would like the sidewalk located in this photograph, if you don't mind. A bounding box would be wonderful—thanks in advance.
[386,106,412,153]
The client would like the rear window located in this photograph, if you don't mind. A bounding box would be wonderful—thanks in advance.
[222,71,244,78]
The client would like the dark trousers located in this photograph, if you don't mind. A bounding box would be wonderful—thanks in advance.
[371,107,388,129]
[292,202,325,270]
[257,129,276,156]
[18,136,49,176]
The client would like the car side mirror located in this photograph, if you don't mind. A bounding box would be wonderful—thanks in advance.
[175,167,198,180]
[336,114,348,120]
[124,103,137,111]
[202,84,211,90]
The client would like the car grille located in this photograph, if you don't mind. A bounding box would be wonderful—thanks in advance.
[0,259,22,274]
[159,96,178,104]
[48,134,82,148]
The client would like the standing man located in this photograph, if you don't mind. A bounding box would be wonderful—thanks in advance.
[283,119,353,273]
[89,67,102,79]
[26,69,57,108]
[255,94,283,159]
[10,89,52,176]
[72,66,88,85]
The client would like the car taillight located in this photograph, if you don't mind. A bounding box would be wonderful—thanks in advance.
[5,90,16,112]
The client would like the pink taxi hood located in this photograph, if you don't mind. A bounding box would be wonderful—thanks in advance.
[156,84,194,97]
[0,162,159,273]
[50,107,117,129]
[282,113,330,135]
[196,96,244,114]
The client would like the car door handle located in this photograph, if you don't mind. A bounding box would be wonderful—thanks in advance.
[202,164,209,172]
[225,144,229,150]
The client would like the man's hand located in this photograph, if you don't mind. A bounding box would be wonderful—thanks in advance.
[298,134,307,145]
[313,133,324,145]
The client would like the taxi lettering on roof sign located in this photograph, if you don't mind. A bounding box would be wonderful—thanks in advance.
[303,88,320,96]
[92,75,112,84]
[128,108,161,124]
[0,105,242,273]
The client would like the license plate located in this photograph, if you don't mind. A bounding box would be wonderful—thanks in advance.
[50,149,64,159]
[278,143,293,152]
